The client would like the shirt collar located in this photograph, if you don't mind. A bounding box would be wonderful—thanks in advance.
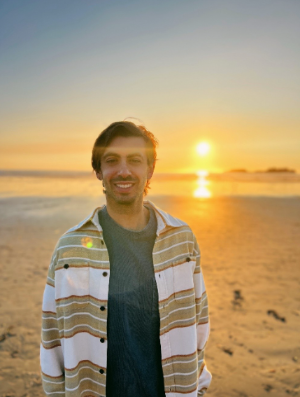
[66,200,187,236]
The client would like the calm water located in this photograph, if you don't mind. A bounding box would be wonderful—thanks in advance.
[0,170,300,198]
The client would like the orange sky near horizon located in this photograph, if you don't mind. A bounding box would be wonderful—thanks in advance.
[1,1,299,174]
[1,113,299,174]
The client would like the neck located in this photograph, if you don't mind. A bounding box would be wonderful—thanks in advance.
[105,199,149,231]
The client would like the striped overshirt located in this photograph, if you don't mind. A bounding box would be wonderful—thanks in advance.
[40,201,212,396]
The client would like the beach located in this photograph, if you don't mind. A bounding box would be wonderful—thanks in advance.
[0,194,300,397]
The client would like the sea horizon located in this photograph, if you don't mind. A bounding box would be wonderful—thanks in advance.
[1,168,300,199]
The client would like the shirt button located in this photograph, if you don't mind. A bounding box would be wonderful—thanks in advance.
[102,271,108,277]
[99,369,104,374]
[100,338,105,343]
[186,257,191,262]
[100,306,105,311]
[64,264,69,269]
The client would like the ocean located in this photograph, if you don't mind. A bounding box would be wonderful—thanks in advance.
[0,170,300,198]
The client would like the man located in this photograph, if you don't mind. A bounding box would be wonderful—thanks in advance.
[40,121,212,396]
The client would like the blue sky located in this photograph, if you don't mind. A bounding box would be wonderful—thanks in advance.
[1,0,299,172]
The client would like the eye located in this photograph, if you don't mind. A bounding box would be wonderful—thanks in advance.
[106,158,117,164]
[130,158,141,163]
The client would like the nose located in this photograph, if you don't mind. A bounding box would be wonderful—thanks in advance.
[117,160,132,178]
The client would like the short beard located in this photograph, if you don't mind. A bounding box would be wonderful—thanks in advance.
[105,189,144,206]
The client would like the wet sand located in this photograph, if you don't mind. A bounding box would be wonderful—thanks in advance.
[0,195,300,397]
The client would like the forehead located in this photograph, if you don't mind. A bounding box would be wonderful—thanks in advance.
[103,136,148,156]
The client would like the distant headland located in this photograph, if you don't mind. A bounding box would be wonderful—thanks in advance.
[226,168,296,174]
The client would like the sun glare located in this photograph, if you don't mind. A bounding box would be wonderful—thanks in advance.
[196,142,210,156]
[194,186,211,198]
[196,170,209,178]
[193,169,211,198]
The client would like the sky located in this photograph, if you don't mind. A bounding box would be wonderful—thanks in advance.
[0,0,299,173]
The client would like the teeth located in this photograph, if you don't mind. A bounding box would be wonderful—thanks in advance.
[116,184,133,188]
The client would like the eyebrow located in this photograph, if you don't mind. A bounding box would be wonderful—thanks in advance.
[102,152,144,159]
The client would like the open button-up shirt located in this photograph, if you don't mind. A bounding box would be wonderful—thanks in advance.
[40,201,212,396]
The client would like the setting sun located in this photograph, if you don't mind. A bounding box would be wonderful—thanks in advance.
[196,142,210,156]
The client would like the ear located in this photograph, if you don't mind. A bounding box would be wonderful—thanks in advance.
[96,171,103,181]
[147,164,155,180]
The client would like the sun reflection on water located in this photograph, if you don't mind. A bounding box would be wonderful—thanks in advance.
[194,170,211,198]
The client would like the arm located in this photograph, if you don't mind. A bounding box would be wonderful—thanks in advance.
[40,246,65,396]
[193,235,212,396]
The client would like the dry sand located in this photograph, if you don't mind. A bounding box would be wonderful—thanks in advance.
[0,195,299,397]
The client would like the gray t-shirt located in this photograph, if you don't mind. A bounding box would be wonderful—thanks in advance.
[98,206,165,397]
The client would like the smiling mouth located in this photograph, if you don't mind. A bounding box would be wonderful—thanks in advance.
[115,183,134,189]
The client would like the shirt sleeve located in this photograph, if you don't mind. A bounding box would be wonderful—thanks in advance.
[192,235,212,396]
[40,244,65,396]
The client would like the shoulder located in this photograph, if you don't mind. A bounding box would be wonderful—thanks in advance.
[145,200,186,226]
[145,200,196,240]
[64,206,104,236]
[156,207,189,228]
[52,207,103,252]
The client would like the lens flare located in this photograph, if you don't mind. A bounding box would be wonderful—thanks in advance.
[81,237,93,248]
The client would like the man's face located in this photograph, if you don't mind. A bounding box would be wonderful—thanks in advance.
[97,136,154,206]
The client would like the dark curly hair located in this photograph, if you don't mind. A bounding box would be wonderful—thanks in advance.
[91,121,158,195]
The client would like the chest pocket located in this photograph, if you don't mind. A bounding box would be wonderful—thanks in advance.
[172,257,196,305]
[55,264,90,312]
